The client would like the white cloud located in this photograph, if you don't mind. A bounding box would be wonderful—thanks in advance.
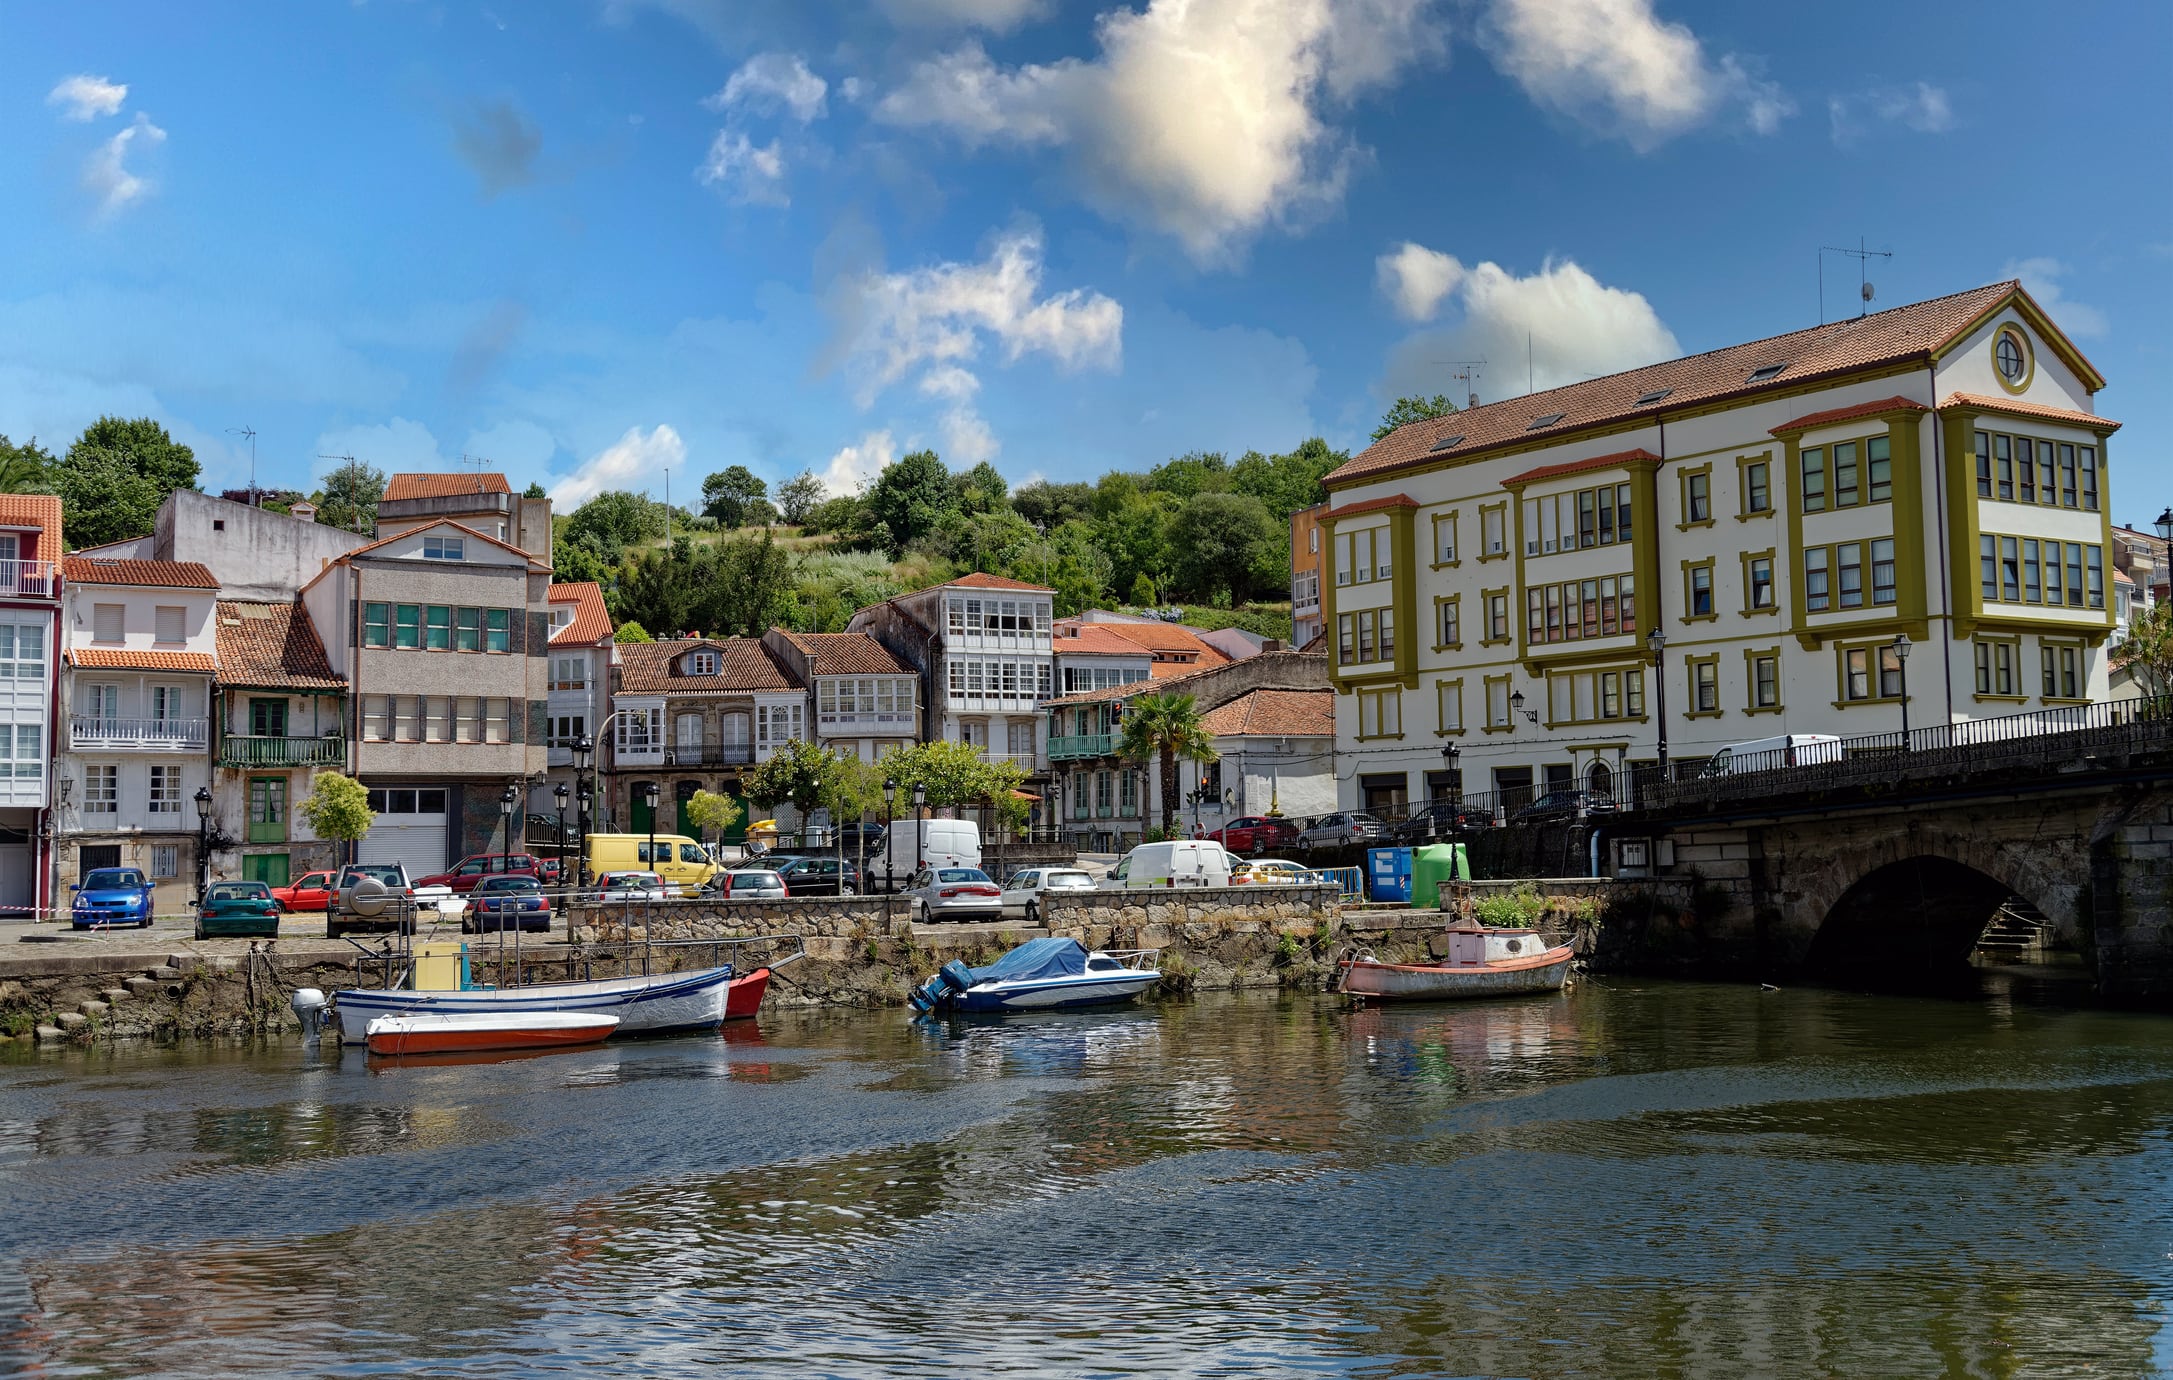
[47,74,128,121]
[876,0,1446,264]
[918,367,997,464]
[697,131,788,205]
[1479,0,1788,149]
[313,418,451,475]
[548,423,686,507]
[876,0,1049,31]
[83,114,165,218]
[706,53,828,123]
[1376,242,1466,322]
[2004,257,2108,340]
[819,430,896,496]
[1828,81,1954,145]
[1379,248,1679,402]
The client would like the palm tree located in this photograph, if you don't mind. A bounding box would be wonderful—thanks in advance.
[1116,691,1219,837]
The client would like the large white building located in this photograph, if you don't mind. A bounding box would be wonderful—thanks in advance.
[848,573,1054,775]
[1318,280,2119,816]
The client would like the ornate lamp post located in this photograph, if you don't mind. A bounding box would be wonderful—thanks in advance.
[1892,632,1913,747]
[553,781,570,886]
[642,781,661,878]
[577,783,593,888]
[571,735,594,887]
[498,785,518,872]
[882,777,897,893]
[1647,627,1669,782]
[911,781,928,876]
[193,785,213,905]
[1440,740,1462,813]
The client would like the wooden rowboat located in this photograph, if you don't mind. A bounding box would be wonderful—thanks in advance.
[1337,927,1573,1002]
[365,1011,620,1056]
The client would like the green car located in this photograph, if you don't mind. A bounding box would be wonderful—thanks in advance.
[195,881,282,940]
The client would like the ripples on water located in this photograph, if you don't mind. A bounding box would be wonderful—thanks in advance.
[4,979,2173,1377]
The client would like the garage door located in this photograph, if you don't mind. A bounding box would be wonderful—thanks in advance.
[361,787,450,877]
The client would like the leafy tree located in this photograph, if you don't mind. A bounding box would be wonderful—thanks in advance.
[706,531,796,637]
[743,739,847,820]
[0,435,53,495]
[297,771,374,860]
[745,498,780,528]
[565,490,665,557]
[950,460,1010,515]
[1129,573,1159,607]
[2114,599,2173,697]
[1145,451,1228,499]
[1089,474,1173,600]
[55,416,199,548]
[929,507,1039,572]
[553,533,613,588]
[683,789,745,843]
[1168,491,1283,607]
[1230,437,1346,522]
[881,739,1025,809]
[1116,692,1219,836]
[778,470,826,525]
[314,460,386,534]
[701,465,769,527]
[1012,479,1093,530]
[803,494,882,547]
[1372,393,1459,442]
[524,481,548,499]
[614,620,653,643]
[863,449,956,555]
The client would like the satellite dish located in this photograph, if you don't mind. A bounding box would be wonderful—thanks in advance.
[1861,281,1876,303]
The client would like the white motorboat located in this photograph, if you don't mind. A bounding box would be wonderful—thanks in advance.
[910,938,1162,1015]
[333,964,734,1045]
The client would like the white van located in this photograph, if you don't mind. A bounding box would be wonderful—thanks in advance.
[1699,733,1843,778]
[1103,840,1234,889]
[866,818,981,890]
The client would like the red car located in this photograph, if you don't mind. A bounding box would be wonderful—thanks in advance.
[270,870,336,912]
[413,853,543,893]
[1204,816,1300,854]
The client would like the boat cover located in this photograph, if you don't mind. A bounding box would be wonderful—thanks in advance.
[970,937,1088,984]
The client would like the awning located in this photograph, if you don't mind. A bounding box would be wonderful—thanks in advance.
[1010,789,1042,801]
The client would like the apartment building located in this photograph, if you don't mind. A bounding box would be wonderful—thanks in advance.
[56,557,221,912]
[375,473,553,562]
[608,638,803,839]
[1052,621,1155,696]
[1291,502,1328,649]
[211,599,347,886]
[761,630,920,763]
[848,573,1054,775]
[541,581,613,819]
[1317,280,2118,815]
[0,497,61,917]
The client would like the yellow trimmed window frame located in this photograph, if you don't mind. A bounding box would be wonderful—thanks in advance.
[1736,452,1774,520]
[1681,557,1718,623]
[2038,637,2087,703]
[1684,652,1723,719]
[1480,587,1511,646]
[1740,548,1777,616]
[1677,462,1715,529]
[1434,677,1465,736]
[1971,635,2025,703]
[1482,673,1514,734]
[1834,638,1906,706]
[1431,510,1461,567]
[1742,647,1782,715]
[1477,502,1510,561]
[1355,686,1404,740]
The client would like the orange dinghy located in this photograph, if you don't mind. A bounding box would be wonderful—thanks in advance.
[1337,927,1574,1002]
[365,1011,620,1056]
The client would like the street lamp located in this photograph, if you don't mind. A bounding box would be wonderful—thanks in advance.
[911,781,928,875]
[1440,740,1462,808]
[499,784,518,872]
[640,781,661,877]
[1891,632,1913,747]
[193,785,213,905]
[1508,689,1537,725]
[882,777,897,894]
[571,735,594,886]
[553,781,570,886]
[577,783,593,888]
[1647,627,1669,782]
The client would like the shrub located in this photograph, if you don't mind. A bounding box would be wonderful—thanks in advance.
[1472,882,1547,929]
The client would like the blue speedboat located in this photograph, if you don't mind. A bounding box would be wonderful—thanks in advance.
[910,937,1162,1015]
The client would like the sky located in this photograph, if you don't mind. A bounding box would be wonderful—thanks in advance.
[1,1,2167,526]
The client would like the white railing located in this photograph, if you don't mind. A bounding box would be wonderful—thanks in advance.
[0,560,56,599]
[70,716,207,749]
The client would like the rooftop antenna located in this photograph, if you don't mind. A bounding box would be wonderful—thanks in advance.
[226,426,258,503]
[317,453,368,533]
[1819,238,1892,323]
[1432,357,1487,409]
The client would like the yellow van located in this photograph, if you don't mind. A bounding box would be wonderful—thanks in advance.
[583,834,717,893]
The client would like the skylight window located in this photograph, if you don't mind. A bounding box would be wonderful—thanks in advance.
[1527,412,1565,430]
[1745,364,1787,383]
[1428,434,1465,453]
[1636,388,1673,405]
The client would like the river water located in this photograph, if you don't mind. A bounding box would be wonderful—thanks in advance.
[3,974,2172,1378]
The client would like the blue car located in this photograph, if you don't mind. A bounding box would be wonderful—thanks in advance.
[72,867,154,929]
[465,874,551,934]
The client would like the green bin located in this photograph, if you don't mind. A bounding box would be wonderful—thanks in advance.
[1412,842,1469,910]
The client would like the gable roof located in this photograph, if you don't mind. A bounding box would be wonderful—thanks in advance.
[383,473,511,502]
[1329,281,2100,490]
[0,494,61,541]
[62,557,219,589]
[1502,448,1661,489]
[1199,688,1335,738]
[948,572,1054,593]
[1941,393,2121,434]
[319,519,550,578]
[214,600,344,690]
[772,631,915,676]
[1053,624,1157,657]
[548,582,613,646]
[1080,620,1231,675]
[616,638,797,694]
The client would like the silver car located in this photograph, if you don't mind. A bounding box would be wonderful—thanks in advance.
[999,867,1096,922]
[904,866,1003,924]
[1296,812,1388,851]
[327,863,415,938]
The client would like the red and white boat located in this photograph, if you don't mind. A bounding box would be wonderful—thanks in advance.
[365,1011,620,1056]
[724,967,774,1021]
[1337,927,1574,1001]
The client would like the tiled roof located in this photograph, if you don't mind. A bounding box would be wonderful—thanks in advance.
[1770,396,1928,435]
[548,582,613,646]
[948,572,1054,592]
[1041,647,1326,708]
[1328,281,2035,489]
[0,494,61,539]
[775,631,916,676]
[383,473,511,502]
[1503,448,1662,489]
[1052,624,1154,657]
[67,648,216,673]
[1199,688,1335,738]
[1941,393,2121,433]
[214,600,344,690]
[616,638,798,694]
[62,557,219,589]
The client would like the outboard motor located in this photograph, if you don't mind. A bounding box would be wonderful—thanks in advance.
[290,987,328,1037]
[938,960,975,994]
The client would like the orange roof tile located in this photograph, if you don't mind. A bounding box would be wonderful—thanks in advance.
[616,638,798,694]
[62,557,218,589]
[1770,396,1928,435]
[949,572,1054,592]
[68,648,215,673]
[1330,281,2053,490]
[1941,393,2121,433]
[214,601,343,690]
[548,582,613,646]
[1052,624,1154,657]
[1199,688,1334,738]
[1502,448,1662,489]
[775,631,916,676]
[0,494,61,539]
[1041,647,1327,707]
[383,473,511,502]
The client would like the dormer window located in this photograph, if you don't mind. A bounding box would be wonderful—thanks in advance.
[423,536,464,561]
[1527,412,1565,430]
[1745,364,1786,384]
[687,651,718,676]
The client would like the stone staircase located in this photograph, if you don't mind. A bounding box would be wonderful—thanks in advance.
[1974,899,2053,962]
[35,960,184,1041]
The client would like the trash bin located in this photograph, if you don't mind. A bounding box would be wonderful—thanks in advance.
[1366,846,1413,903]
[1411,842,1469,909]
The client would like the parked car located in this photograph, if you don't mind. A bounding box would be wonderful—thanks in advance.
[412,854,543,893]
[1231,858,1313,886]
[721,869,787,899]
[905,866,1003,924]
[1389,802,1493,844]
[833,821,889,853]
[71,867,153,929]
[1103,840,1233,889]
[773,856,860,896]
[1510,790,1620,825]
[865,818,980,888]
[1296,813,1388,851]
[270,870,336,913]
[594,871,666,901]
[584,833,718,893]
[327,863,415,938]
[196,881,281,940]
[467,874,552,933]
[998,867,1096,922]
[1698,733,1844,777]
[1202,816,1301,855]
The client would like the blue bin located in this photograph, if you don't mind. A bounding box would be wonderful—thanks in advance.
[1366,847,1413,903]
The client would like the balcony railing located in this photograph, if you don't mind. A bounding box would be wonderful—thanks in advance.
[219,734,345,768]
[666,743,754,766]
[0,560,56,599]
[1048,732,1115,761]
[71,716,206,750]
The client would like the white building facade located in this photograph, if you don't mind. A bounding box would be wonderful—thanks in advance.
[848,573,1054,776]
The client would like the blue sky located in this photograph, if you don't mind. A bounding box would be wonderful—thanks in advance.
[1,1,2166,525]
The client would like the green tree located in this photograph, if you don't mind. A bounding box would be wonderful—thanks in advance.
[553,533,613,588]
[1372,393,1459,442]
[881,739,1025,809]
[950,460,1010,515]
[2114,599,2173,697]
[863,449,956,555]
[701,465,769,527]
[615,620,653,642]
[1230,436,1346,522]
[0,435,53,494]
[683,789,745,844]
[297,771,374,860]
[55,416,200,548]
[314,460,386,535]
[1089,474,1173,600]
[565,490,666,556]
[1145,451,1228,499]
[1116,692,1219,836]
[523,481,548,499]
[1168,491,1284,607]
[778,470,826,525]
[705,530,796,637]
[743,739,849,831]
[1012,479,1093,530]
[1129,573,1159,607]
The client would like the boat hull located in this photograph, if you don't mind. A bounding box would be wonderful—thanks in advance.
[334,964,734,1045]
[953,971,1161,1012]
[724,967,771,1021]
[1338,944,1574,1001]
[365,1012,618,1056]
